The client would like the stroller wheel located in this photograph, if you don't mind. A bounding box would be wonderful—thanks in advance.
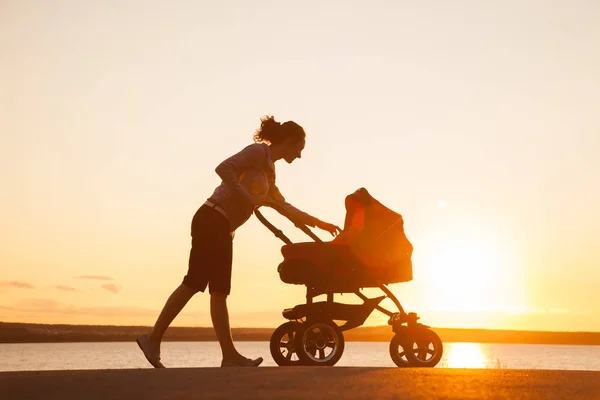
[295,320,345,366]
[270,322,302,366]
[407,327,443,368]
[390,328,443,368]
[389,333,417,368]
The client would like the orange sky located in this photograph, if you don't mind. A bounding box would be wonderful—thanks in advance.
[1,0,599,331]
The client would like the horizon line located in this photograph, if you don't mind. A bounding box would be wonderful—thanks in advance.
[2,321,599,335]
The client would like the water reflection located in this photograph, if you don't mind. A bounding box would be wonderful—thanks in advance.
[444,342,493,368]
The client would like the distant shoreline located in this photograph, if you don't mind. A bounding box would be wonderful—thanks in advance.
[2,322,600,345]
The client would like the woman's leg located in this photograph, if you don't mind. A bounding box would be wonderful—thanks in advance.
[210,292,244,361]
[137,283,197,368]
[149,283,197,344]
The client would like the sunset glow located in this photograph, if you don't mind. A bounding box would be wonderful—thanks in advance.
[424,229,516,312]
[444,343,488,369]
[1,0,599,333]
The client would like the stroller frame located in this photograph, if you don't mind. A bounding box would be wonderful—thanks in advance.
[255,202,443,367]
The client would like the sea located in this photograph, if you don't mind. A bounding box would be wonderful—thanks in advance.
[1,342,599,372]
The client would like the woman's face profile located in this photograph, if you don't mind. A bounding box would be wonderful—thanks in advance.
[283,137,305,163]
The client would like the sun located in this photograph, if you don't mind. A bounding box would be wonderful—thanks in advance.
[420,229,509,312]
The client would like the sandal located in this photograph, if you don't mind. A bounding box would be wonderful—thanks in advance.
[136,334,165,368]
[221,357,264,367]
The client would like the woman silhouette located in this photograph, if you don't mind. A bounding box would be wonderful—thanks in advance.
[137,115,341,367]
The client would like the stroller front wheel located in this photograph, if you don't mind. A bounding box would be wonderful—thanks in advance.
[270,321,302,366]
[389,333,417,367]
[389,327,443,368]
[295,320,345,366]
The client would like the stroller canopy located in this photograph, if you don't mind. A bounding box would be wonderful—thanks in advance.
[334,188,414,283]
[279,188,414,288]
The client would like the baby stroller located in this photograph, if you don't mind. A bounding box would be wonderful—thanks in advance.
[255,188,443,367]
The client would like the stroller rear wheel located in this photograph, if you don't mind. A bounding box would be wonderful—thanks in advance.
[390,327,443,368]
[295,320,345,366]
[270,321,302,366]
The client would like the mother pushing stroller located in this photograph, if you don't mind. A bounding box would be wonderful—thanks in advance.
[137,116,341,368]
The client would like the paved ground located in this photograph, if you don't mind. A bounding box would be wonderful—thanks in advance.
[2,367,600,400]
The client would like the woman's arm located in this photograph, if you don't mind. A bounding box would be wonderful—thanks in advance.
[267,185,341,236]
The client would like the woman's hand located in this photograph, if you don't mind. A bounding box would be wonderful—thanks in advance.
[316,220,342,237]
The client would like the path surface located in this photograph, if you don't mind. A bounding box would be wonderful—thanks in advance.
[2,367,600,400]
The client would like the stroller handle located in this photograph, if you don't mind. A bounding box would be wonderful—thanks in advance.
[254,204,323,244]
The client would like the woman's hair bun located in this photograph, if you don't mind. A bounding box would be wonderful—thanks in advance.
[253,115,282,144]
[253,115,305,145]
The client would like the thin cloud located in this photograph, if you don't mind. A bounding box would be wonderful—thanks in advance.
[75,275,114,281]
[53,285,80,292]
[0,281,35,289]
[101,284,121,294]
[9,298,63,311]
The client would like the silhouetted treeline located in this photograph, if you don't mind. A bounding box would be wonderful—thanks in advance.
[1,322,599,345]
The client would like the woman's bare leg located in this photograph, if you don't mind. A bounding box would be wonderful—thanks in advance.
[210,292,245,361]
[146,284,197,353]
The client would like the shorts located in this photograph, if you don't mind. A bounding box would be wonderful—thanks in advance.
[182,204,233,295]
